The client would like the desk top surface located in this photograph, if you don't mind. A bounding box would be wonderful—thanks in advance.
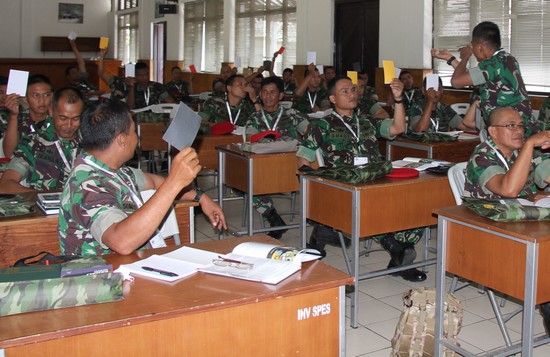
[434,205,550,243]
[301,171,449,190]
[389,136,481,148]
[0,235,353,348]
[216,144,298,158]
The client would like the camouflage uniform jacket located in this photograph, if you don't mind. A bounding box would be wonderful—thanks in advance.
[245,106,309,139]
[297,111,395,168]
[165,80,191,103]
[7,117,81,190]
[292,88,330,114]
[283,82,296,97]
[107,76,130,101]
[363,86,378,101]
[131,82,170,109]
[469,49,536,136]
[0,109,8,141]
[16,108,52,146]
[464,137,550,199]
[538,96,550,130]
[407,98,462,133]
[199,96,254,126]
[357,95,384,118]
[70,72,97,94]
[58,151,148,256]
[402,87,424,116]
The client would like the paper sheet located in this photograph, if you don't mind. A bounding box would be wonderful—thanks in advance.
[125,63,135,77]
[7,70,29,96]
[162,102,201,150]
[99,37,109,49]
[347,71,358,85]
[383,60,396,84]
[425,73,440,91]
[68,31,77,40]
[306,51,317,65]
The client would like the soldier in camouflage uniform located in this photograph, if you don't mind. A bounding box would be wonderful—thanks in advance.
[165,66,193,103]
[282,68,297,98]
[432,21,537,137]
[357,78,389,119]
[0,87,83,193]
[292,63,330,114]
[297,75,427,282]
[407,76,464,133]
[126,62,175,110]
[3,74,53,158]
[97,47,130,101]
[462,106,550,334]
[58,100,226,257]
[244,76,309,239]
[538,95,550,131]
[67,39,103,99]
[199,74,259,133]
[0,76,8,157]
[386,71,424,117]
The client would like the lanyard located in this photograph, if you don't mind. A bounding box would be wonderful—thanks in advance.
[284,83,289,91]
[261,108,283,131]
[307,91,317,109]
[225,101,241,125]
[486,141,511,171]
[83,157,143,208]
[175,84,182,92]
[54,140,75,171]
[143,86,150,106]
[405,89,414,103]
[430,112,440,132]
[333,112,360,142]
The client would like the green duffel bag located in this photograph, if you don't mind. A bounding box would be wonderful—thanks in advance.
[302,161,392,184]
[462,197,550,222]
[401,132,458,143]
[0,194,34,217]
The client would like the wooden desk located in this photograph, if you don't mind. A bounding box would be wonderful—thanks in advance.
[217,144,301,236]
[300,173,455,328]
[0,235,353,357]
[433,206,550,356]
[0,199,196,268]
[385,137,480,162]
[192,135,242,171]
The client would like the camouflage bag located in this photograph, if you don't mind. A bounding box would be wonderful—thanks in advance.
[462,197,550,222]
[402,132,458,143]
[134,111,168,123]
[391,288,463,357]
[0,257,124,317]
[0,194,34,217]
[302,161,392,184]
[240,137,298,154]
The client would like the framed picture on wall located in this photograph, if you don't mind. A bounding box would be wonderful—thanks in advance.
[58,3,84,24]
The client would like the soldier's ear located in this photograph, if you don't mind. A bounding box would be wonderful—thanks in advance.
[278,92,284,101]
[488,125,497,140]
[115,133,126,149]
[329,94,336,104]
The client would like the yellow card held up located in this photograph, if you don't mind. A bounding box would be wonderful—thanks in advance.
[99,37,109,49]
[383,60,396,84]
[347,71,358,85]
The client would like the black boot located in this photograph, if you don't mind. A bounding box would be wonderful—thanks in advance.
[382,235,426,282]
[263,207,287,239]
[306,224,327,258]
[540,302,550,336]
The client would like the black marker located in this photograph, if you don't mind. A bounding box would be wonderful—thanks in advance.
[142,266,179,277]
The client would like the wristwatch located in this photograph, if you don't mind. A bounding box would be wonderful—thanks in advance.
[193,187,203,203]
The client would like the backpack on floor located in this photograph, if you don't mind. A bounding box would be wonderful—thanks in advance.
[390,287,463,357]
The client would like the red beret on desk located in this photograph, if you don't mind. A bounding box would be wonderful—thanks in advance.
[210,122,235,135]
[250,130,282,143]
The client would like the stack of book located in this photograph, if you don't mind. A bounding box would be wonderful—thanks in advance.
[36,193,61,215]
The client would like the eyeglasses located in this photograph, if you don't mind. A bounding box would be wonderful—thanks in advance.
[212,256,254,270]
[491,123,526,131]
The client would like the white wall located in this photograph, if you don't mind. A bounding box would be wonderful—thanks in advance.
[0,0,433,69]
[0,0,112,59]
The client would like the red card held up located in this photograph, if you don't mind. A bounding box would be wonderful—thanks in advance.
[189,64,197,73]
[278,46,285,54]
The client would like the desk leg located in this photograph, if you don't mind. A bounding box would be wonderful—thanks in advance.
[217,150,224,240]
[247,158,254,236]
[350,190,360,328]
[300,176,307,249]
[386,140,391,161]
[339,285,347,357]
[434,215,448,356]
[522,241,538,356]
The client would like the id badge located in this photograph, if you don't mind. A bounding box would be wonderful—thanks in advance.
[149,232,167,248]
[354,156,369,166]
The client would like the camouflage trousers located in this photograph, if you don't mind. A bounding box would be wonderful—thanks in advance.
[371,227,426,245]
[253,195,274,215]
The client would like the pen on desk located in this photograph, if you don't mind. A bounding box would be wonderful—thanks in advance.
[141,266,179,277]
[217,256,251,265]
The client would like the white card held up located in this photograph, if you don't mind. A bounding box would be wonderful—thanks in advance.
[234,56,241,68]
[125,63,135,77]
[306,51,317,65]
[395,67,402,79]
[162,102,201,151]
[316,65,324,75]
[7,70,29,96]
[426,73,440,91]
[68,31,77,40]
